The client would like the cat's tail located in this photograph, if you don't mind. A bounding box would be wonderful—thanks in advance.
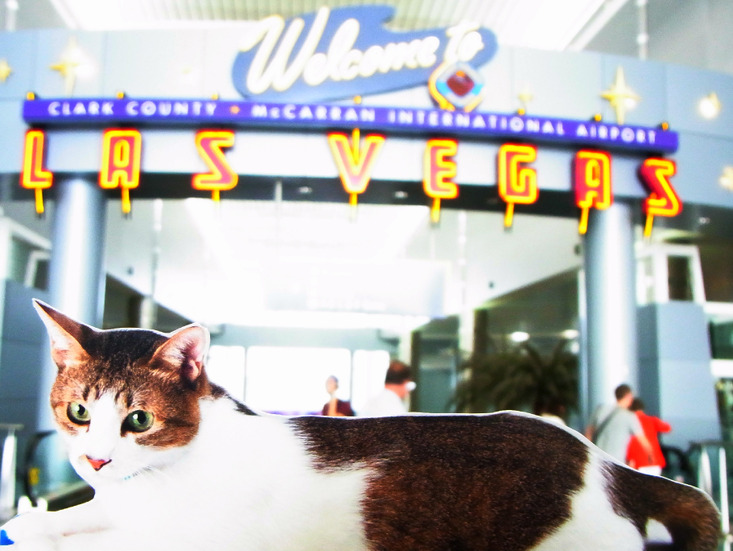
[605,462,722,551]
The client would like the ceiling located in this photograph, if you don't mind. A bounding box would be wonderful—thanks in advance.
[38,0,624,52]
[4,0,730,330]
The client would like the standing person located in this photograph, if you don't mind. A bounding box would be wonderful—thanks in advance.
[359,360,415,417]
[627,398,672,475]
[321,375,355,417]
[585,383,655,464]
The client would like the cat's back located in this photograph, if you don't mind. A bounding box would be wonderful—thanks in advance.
[290,410,589,472]
[289,412,588,551]
[288,412,720,551]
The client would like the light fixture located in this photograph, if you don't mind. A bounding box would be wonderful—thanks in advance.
[509,331,530,343]
[698,92,722,119]
[719,166,733,191]
[517,87,533,114]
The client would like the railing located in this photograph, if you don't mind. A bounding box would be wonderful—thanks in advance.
[0,423,22,522]
[690,441,733,549]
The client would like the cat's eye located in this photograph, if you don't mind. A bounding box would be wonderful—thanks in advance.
[67,402,91,425]
[123,410,154,433]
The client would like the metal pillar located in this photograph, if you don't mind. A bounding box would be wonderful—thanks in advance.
[0,424,21,522]
[583,201,639,411]
[36,176,106,430]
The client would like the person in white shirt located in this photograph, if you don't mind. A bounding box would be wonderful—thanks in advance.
[359,360,415,417]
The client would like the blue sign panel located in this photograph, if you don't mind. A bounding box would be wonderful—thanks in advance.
[230,5,498,102]
[23,97,679,153]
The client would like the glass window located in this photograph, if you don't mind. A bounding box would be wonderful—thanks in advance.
[245,347,351,415]
[8,236,49,289]
[206,345,246,402]
[667,255,693,301]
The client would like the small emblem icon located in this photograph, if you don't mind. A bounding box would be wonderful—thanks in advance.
[429,62,485,112]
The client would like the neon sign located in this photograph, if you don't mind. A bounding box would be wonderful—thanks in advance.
[21,130,53,215]
[497,144,538,228]
[574,150,613,235]
[639,158,680,237]
[99,129,142,215]
[192,130,238,201]
[21,129,681,234]
[423,138,458,223]
[327,129,385,208]
[231,6,497,102]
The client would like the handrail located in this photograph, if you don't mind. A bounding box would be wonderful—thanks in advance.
[22,431,54,507]
[691,441,731,541]
[0,423,23,522]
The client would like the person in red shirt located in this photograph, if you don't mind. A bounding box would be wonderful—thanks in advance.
[627,398,672,475]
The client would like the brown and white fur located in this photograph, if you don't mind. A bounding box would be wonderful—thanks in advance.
[1,300,721,551]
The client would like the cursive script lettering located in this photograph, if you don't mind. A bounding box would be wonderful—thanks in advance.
[239,7,485,96]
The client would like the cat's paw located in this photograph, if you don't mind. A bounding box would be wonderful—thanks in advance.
[0,512,55,544]
[0,536,56,551]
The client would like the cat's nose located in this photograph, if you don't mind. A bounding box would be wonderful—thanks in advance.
[86,456,111,471]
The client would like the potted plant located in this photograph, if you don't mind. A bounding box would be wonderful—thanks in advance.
[451,338,578,421]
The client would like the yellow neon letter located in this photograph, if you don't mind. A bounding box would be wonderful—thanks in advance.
[100,129,142,214]
[423,138,458,224]
[21,129,53,215]
[497,143,537,228]
[192,130,238,201]
[573,150,613,234]
[328,129,385,207]
[639,158,680,238]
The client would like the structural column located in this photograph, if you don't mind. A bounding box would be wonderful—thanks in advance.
[583,201,639,416]
[36,176,106,430]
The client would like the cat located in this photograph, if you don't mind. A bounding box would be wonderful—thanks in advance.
[0,299,721,551]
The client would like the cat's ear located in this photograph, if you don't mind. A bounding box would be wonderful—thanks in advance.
[150,324,210,384]
[33,299,93,371]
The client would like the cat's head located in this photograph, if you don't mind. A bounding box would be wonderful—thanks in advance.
[34,300,212,487]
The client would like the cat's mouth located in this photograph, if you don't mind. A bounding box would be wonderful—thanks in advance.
[80,456,151,482]
[86,456,111,471]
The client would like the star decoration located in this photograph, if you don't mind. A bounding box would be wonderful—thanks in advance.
[601,66,640,125]
[50,36,85,96]
[0,59,12,83]
[720,166,733,191]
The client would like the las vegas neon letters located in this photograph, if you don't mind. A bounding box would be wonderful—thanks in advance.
[21,129,681,233]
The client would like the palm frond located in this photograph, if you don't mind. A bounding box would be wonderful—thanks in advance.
[451,339,579,418]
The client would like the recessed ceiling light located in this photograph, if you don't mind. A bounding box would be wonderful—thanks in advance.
[698,92,722,119]
[509,331,530,343]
